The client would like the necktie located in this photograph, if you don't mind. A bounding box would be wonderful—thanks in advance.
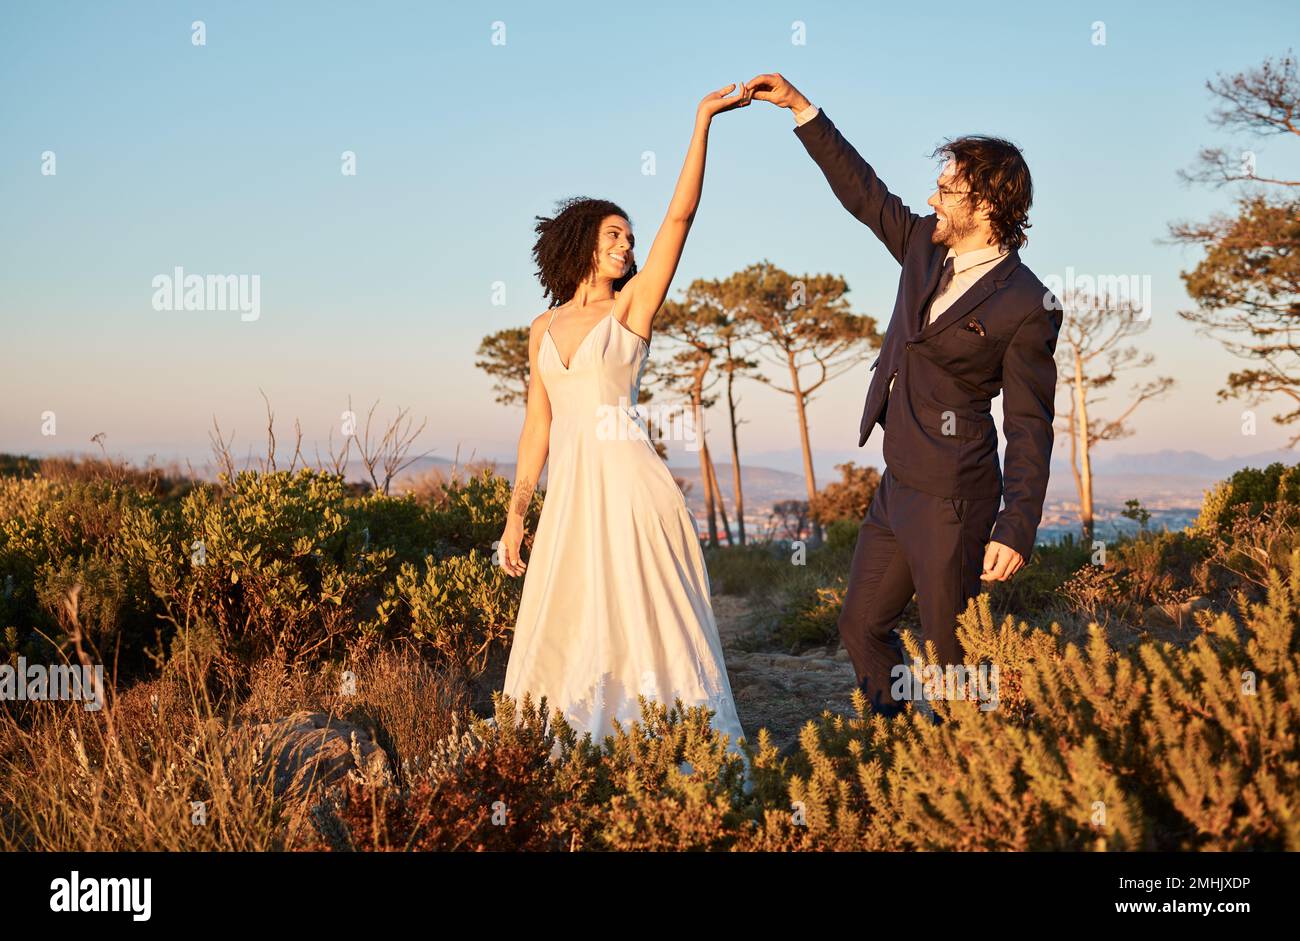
[921,256,956,329]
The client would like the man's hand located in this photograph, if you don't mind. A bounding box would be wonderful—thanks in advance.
[980,540,1024,581]
[746,72,811,112]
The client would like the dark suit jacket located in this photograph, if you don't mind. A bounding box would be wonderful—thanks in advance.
[794,108,1061,561]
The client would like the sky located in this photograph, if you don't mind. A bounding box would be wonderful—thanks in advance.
[2,0,1298,478]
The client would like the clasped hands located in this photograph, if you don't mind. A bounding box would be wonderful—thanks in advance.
[696,71,814,117]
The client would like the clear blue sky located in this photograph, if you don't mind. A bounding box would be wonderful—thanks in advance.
[2,0,1297,477]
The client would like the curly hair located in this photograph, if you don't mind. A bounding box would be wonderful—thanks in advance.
[932,136,1033,251]
[532,196,637,308]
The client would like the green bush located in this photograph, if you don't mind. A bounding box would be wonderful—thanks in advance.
[823,517,860,555]
[424,468,539,559]
[4,453,1299,852]
[776,582,844,651]
[343,490,440,576]
[157,469,399,673]
[0,474,168,664]
[1195,461,1300,535]
[366,549,517,679]
[0,462,536,685]
[704,543,789,596]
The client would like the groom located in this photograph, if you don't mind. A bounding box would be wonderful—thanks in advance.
[749,73,1062,717]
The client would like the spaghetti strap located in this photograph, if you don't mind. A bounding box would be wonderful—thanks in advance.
[546,307,561,329]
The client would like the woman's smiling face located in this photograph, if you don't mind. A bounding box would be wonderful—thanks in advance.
[592,214,634,281]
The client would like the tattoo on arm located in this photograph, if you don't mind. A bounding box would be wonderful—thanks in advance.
[512,477,534,517]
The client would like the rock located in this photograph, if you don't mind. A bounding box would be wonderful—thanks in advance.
[1143,596,1213,628]
[231,710,392,803]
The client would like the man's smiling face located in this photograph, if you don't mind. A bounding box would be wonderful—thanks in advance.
[927,158,978,247]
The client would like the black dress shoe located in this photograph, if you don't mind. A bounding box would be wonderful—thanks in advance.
[859,685,906,719]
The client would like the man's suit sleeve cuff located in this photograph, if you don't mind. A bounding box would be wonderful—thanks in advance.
[990,519,1035,562]
[793,103,821,126]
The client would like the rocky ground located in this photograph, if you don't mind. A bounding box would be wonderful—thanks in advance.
[710,593,859,755]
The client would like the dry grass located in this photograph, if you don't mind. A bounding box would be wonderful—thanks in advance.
[0,588,473,851]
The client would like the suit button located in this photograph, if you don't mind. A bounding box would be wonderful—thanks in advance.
[905,342,914,350]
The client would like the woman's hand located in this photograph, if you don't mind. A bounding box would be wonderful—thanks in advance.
[498,517,527,577]
[697,81,752,120]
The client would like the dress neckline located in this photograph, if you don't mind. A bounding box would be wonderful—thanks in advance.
[546,307,648,371]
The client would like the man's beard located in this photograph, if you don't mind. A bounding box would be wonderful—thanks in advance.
[933,208,976,246]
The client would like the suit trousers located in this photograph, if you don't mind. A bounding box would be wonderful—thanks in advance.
[837,466,1001,716]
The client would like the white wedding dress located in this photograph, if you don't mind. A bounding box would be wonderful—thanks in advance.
[503,303,748,762]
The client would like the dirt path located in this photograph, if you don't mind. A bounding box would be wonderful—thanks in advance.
[711,594,858,754]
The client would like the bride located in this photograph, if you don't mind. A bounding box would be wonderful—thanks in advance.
[497,82,752,763]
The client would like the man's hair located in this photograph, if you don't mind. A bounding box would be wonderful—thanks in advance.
[933,136,1033,250]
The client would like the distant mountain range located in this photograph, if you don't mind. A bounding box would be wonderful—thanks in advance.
[364,446,1300,531]
[1079,448,1300,477]
[731,445,1300,484]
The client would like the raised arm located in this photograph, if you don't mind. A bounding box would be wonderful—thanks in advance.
[620,83,752,338]
[748,72,923,265]
[498,316,553,577]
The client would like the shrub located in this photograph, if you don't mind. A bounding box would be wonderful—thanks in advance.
[0,474,170,665]
[304,535,1300,852]
[146,469,398,682]
[1204,501,1300,591]
[809,462,880,528]
[1194,461,1300,536]
[822,517,860,555]
[704,543,788,596]
[1058,561,1135,629]
[1112,528,1212,608]
[776,584,845,651]
[423,468,541,559]
[8,546,1299,851]
[769,554,1300,850]
[5,453,1299,853]
[342,491,441,578]
[304,692,754,852]
[365,550,517,680]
